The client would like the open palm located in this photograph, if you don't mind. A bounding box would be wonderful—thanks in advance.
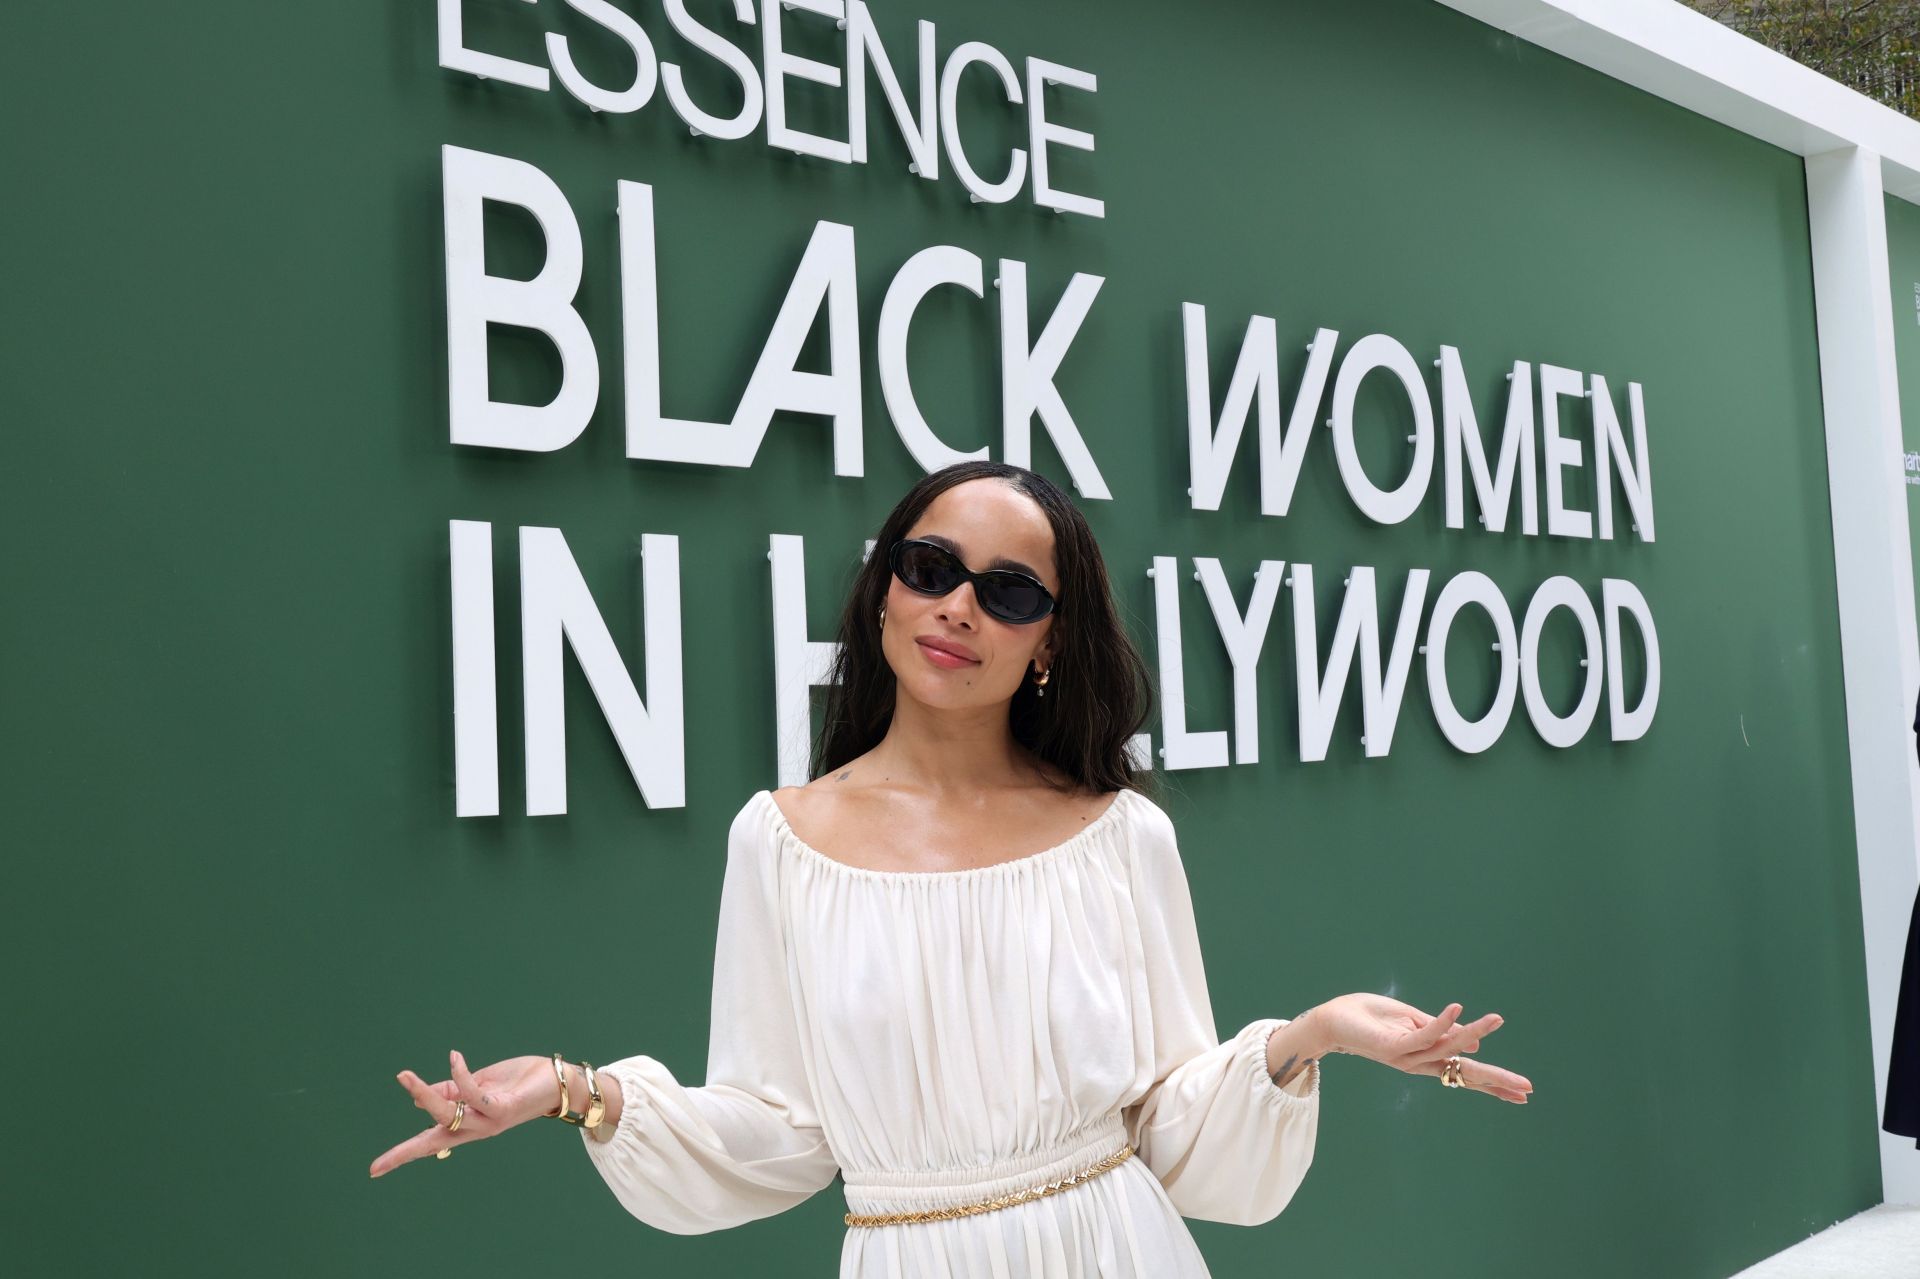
[1317,994,1533,1104]
[368,1050,558,1177]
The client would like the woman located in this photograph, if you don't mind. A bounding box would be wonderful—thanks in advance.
[370,460,1534,1275]
[1883,686,1920,1147]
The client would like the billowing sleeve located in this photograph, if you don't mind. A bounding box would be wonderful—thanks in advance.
[579,797,840,1234]
[1120,797,1321,1227]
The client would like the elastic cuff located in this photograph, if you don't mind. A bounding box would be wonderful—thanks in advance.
[1239,1018,1321,1110]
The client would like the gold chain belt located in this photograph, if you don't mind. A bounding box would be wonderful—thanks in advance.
[843,1143,1134,1229]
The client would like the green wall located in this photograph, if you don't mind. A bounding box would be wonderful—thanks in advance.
[1,1,1871,1275]
[1887,195,1920,647]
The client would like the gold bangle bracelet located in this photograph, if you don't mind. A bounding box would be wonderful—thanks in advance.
[581,1061,606,1131]
[549,1053,589,1125]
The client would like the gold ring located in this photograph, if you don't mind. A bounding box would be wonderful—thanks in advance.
[1441,1055,1466,1087]
[436,1098,468,1157]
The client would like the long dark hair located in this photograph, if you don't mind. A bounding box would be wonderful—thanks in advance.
[812,461,1157,799]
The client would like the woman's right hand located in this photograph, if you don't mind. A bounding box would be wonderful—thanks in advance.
[368,1050,559,1177]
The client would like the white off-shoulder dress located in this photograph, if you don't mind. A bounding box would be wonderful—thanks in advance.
[580,786,1321,1277]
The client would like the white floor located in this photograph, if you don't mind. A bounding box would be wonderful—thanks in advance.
[1728,1204,1920,1278]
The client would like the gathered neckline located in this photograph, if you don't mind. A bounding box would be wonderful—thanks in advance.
[758,787,1134,883]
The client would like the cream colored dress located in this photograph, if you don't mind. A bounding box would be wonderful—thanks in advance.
[580,787,1322,1277]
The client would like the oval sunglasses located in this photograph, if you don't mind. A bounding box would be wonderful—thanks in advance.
[888,539,1056,625]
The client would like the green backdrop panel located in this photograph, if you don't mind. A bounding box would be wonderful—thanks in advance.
[1887,194,1920,651]
[0,2,1866,1275]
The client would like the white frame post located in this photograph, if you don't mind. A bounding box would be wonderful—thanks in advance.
[1808,145,1920,1205]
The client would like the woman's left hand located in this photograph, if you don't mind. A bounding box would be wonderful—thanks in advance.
[1311,993,1533,1104]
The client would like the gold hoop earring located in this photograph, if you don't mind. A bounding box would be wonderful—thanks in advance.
[878,603,886,628]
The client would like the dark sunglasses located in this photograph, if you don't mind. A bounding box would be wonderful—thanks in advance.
[888,539,1057,625]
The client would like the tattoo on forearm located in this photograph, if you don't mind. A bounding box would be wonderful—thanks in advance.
[836,770,851,782]
[1270,1054,1316,1088]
